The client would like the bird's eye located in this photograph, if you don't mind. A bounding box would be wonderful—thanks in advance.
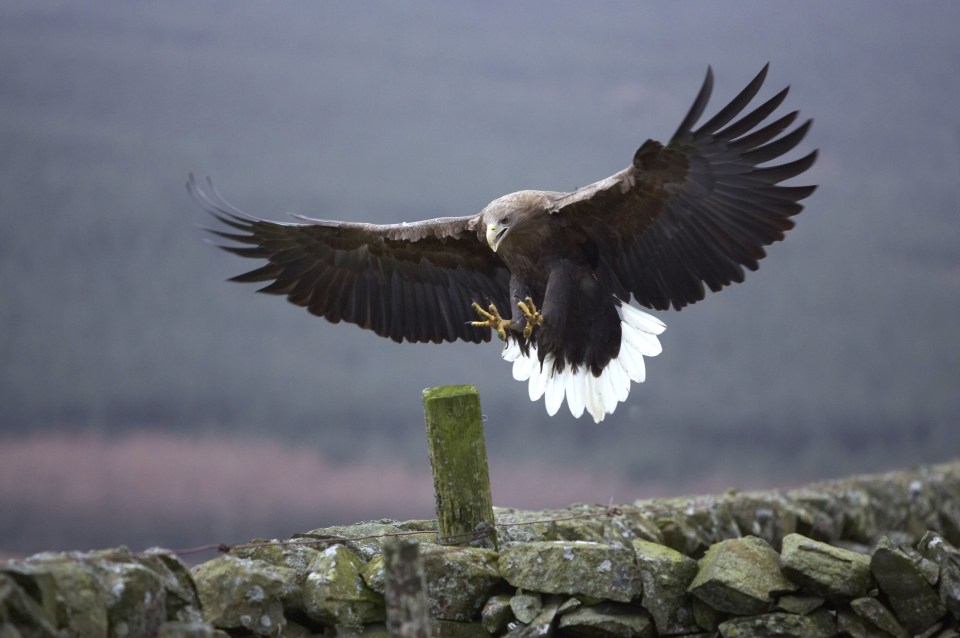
[501,215,510,225]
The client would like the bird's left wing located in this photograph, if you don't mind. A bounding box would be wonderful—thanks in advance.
[190,175,510,344]
[547,65,817,311]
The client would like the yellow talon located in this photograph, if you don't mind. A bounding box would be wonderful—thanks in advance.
[517,297,544,339]
[470,302,512,341]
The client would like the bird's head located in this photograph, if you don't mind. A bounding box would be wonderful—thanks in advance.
[485,217,511,253]
[480,191,548,253]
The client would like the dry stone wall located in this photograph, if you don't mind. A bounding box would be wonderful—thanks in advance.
[4,461,960,637]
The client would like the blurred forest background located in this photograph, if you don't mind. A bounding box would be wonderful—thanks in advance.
[1,2,958,558]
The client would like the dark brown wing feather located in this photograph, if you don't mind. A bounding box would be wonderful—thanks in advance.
[190,175,510,344]
[549,65,817,311]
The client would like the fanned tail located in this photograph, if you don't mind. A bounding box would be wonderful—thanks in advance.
[502,299,666,422]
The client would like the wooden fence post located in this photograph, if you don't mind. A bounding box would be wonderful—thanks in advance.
[384,539,430,638]
[422,385,497,549]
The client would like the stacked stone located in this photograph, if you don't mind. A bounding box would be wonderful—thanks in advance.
[4,461,960,637]
[0,547,217,637]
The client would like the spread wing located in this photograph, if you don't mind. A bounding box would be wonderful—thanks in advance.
[190,175,510,344]
[548,64,817,311]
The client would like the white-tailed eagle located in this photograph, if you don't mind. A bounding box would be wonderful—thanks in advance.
[191,65,816,422]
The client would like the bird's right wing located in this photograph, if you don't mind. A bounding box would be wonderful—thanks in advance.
[190,176,510,344]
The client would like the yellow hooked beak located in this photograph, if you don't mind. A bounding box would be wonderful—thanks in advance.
[486,222,509,252]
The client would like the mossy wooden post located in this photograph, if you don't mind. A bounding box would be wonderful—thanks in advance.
[422,385,497,549]
[384,539,430,638]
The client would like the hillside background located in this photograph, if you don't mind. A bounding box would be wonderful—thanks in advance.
[1,2,958,558]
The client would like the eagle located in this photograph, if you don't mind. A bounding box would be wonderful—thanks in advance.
[191,65,816,423]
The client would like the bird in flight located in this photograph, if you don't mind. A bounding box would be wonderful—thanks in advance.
[192,65,816,423]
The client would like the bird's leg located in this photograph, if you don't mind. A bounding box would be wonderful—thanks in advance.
[470,302,512,341]
[517,297,544,339]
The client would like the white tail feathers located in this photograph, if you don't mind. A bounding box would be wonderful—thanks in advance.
[502,301,666,423]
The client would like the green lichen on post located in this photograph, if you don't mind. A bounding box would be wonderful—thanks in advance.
[422,385,496,549]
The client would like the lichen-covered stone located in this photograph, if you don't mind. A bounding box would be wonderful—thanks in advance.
[428,618,490,637]
[556,602,654,637]
[888,538,940,586]
[297,519,436,561]
[507,597,560,637]
[553,516,607,543]
[98,560,167,638]
[481,594,514,634]
[361,554,386,594]
[689,496,743,543]
[871,537,946,634]
[850,596,909,638]
[691,596,719,632]
[911,548,942,586]
[640,494,744,553]
[648,510,713,556]
[837,488,882,544]
[137,551,205,623]
[283,619,321,637]
[499,541,641,603]
[918,529,955,561]
[302,544,384,628]
[717,609,835,637]
[779,532,872,598]
[0,572,60,637]
[232,540,323,578]
[420,544,503,622]
[557,597,582,615]
[354,623,390,637]
[776,594,824,615]
[606,509,663,546]
[496,505,661,549]
[784,490,845,542]
[11,553,112,637]
[918,532,960,620]
[491,508,556,546]
[192,555,295,636]
[419,544,500,621]
[632,538,698,635]
[510,590,542,624]
[688,536,795,615]
[157,621,230,638]
[836,608,870,638]
[939,497,960,548]
[728,494,799,550]
[2,549,205,638]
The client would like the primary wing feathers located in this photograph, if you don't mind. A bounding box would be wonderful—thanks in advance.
[190,175,509,344]
[550,64,817,311]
